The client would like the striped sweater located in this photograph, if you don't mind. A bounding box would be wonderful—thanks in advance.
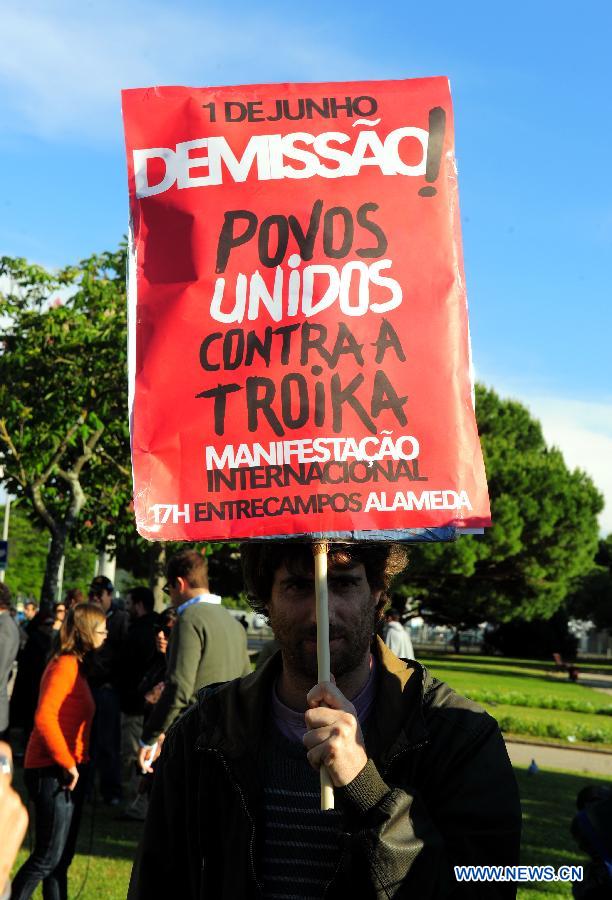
[259,725,343,899]
[25,654,95,770]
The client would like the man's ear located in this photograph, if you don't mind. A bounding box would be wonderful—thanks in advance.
[176,576,186,594]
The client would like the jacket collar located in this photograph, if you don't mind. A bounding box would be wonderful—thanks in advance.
[366,637,429,770]
[195,636,429,768]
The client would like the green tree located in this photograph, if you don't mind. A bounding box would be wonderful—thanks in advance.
[0,249,131,607]
[0,503,96,601]
[398,385,603,627]
[115,537,246,609]
[1,504,46,598]
[568,534,612,632]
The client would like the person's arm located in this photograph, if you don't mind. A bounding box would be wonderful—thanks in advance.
[0,742,28,900]
[0,618,19,685]
[141,615,203,745]
[34,657,80,772]
[305,682,521,899]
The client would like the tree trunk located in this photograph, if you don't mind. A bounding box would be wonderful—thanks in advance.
[41,527,67,611]
[148,543,167,612]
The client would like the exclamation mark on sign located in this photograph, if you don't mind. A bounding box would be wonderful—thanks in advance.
[418,106,446,197]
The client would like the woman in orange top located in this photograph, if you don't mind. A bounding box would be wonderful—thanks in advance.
[11,603,107,900]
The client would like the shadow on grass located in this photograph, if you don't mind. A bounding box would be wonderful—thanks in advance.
[423,659,567,684]
[423,654,612,677]
[516,767,608,896]
[421,653,554,670]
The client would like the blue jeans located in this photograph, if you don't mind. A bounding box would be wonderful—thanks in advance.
[11,765,87,900]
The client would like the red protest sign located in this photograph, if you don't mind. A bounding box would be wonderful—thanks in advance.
[122,77,491,541]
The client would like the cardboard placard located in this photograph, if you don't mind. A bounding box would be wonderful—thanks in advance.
[122,77,490,541]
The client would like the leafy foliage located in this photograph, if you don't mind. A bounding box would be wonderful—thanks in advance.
[495,712,612,744]
[567,534,612,632]
[485,612,578,660]
[1,504,96,600]
[397,385,603,627]
[462,689,612,717]
[0,249,131,604]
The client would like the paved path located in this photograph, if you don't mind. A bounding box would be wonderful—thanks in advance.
[506,740,612,776]
[579,672,612,691]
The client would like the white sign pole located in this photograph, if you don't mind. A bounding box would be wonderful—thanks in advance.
[313,540,334,811]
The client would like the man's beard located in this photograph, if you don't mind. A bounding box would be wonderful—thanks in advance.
[268,604,377,680]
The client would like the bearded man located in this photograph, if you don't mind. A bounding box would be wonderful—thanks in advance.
[129,542,521,899]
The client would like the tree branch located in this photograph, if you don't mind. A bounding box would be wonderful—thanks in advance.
[0,419,28,488]
[97,446,131,478]
[55,425,105,529]
[36,412,87,488]
[30,482,58,535]
[73,426,105,477]
[59,469,87,530]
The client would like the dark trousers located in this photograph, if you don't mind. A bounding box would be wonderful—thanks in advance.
[90,685,122,802]
[11,765,88,900]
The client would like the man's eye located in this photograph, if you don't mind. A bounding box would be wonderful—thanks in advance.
[285,579,311,592]
[331,577,359,591]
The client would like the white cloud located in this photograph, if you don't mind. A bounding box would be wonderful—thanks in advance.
[526,396,612,535]
[0,2,366,142]
[486,384,612,535]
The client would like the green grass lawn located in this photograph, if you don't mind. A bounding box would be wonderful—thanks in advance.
[516,768,610,899]
[12,791,139,899]
[421,655,612,748]
[10,765,605,899]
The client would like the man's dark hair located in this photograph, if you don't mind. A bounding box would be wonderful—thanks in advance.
[167,549,209,590]
[24,599,37,610]
[240,542,408,622]
[129,586,155,613]
[0,582,11,610]
[89,575,114,595]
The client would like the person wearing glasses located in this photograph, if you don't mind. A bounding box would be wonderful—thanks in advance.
[52,602,67,635]
[87,576,128,806]
[137,550,251,775]
[11,604,108,900]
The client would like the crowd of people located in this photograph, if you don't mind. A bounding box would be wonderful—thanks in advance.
[1,543,609,899]
[0,549,251,898]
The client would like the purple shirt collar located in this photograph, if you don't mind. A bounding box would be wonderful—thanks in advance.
[271,655,377,744]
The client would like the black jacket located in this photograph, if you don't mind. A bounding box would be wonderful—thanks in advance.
[129,639,521,899]
[119,612,161,715]
[87,603,129,690]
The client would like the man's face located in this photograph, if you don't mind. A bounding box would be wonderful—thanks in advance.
[267,561,380,680]
[90,588,112,613]
[163,579,184,609]
[24,603,36,621]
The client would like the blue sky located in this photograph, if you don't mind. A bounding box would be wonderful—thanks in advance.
[1,0,611,530]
